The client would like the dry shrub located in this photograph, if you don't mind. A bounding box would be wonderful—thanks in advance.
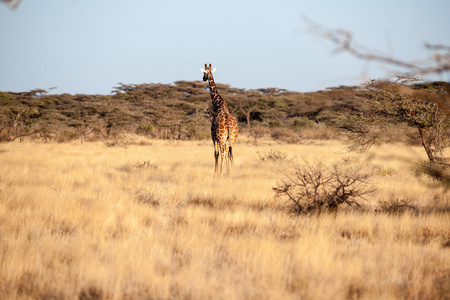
[273,159,374,214]
[134,160,157,170]
[415,160,450,188]
[270,128,299,143]
[299,126,338,140]
[57,129,78,143]
[136,183,168,207]
[104,139,127,147]
[376,199,418,215]
[79,286,104,300]
[257,149,288,162]
[249,126,270,145]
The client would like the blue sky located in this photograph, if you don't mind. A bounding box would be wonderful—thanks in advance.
[1,0,449,95]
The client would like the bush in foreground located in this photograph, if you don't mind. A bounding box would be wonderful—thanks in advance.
[273,159,374,214]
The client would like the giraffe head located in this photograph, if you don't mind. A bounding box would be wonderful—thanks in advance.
[201,63,216,81]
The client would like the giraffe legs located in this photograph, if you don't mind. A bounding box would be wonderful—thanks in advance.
[212,115,237,176]
[219,140,230,175]
[214,140,230,176]
[214,141,220,175]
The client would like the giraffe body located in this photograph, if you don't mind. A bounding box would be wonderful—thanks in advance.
[201,63,238,175]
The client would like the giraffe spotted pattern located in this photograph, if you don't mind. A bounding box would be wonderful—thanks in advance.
[201,63,238,175]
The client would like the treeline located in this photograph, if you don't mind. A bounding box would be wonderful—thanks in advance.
[0,80,445,143]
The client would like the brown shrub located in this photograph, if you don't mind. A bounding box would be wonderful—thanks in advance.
[273,159,374,214]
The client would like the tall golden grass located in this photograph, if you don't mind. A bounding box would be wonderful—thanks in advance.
[0,136,449,299]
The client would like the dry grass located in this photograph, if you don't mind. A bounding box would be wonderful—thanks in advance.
[0,137,449,299]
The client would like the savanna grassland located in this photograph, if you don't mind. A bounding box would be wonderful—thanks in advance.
[0,136,449,299]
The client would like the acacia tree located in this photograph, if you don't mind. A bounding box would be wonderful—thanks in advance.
[239,103,258,130]
[2,107,39,142]
[307,18,450,180]
[341,75,449,166]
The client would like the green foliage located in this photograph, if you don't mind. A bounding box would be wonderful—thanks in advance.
[269,121,281,127]
[338,78,450,166]
[137,124,154,135]
[292,117,314,128]
[3,80,446,145]
[0,91,16,105]
[376,167,397,177]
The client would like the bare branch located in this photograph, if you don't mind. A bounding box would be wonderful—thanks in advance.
[304,16,450,76]
[1,0,22,9]
[273,159,373,214]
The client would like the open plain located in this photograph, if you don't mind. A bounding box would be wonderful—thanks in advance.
[0,137,449,299]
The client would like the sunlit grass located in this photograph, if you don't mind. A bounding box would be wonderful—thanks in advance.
[0,138,448,299]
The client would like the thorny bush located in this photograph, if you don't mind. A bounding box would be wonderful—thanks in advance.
[257,148,288,162]
[273,159,374,214]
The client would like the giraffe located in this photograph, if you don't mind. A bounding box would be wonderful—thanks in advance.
[201,63,238,175]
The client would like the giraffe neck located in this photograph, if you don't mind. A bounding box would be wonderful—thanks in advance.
[207,73,226,112]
